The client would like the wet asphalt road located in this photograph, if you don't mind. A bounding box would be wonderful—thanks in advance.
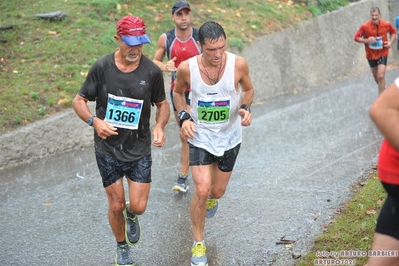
[1,69,398,266]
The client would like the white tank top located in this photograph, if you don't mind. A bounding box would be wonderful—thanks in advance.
[188,52,242,156]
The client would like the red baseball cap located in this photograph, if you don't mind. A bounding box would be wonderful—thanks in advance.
[117,16,151,46]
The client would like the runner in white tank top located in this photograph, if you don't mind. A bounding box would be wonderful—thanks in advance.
[172,21,255,266]
[188,52,241,156]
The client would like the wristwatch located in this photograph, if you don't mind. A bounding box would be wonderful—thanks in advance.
[178,110,193,127]
[240,104,251,113]
[87,115,96,127]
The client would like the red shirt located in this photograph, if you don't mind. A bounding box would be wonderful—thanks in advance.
[354,19,396,60]
[165,28,201,92]
[378,139,399,185]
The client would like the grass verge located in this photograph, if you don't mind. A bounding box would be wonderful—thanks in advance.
[0,0,311,134]
[296,169,387,266]
[0,0,357,134]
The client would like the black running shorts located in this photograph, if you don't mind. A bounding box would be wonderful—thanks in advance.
[375,182,399,240]
[188,143,241,172]
[95,150,152,187]
[368,56,387,68]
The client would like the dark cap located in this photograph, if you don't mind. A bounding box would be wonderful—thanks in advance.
[172,1,191,14]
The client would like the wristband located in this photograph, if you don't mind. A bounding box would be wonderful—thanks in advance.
[178,110,193,127]
[240,104,251,113]
[87,116,96,127]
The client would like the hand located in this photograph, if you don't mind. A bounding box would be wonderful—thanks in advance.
[94,119,118,139]
[368,36,376,44]
[152,126,166,147]
[180,120,196,140]
[239,108,252,126]
[165,57,177,72]
[383,41,391,48]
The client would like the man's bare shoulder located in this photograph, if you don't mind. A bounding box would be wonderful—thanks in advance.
[176,59,191,81]
[178,58,191,71]
[233,54,249,71]
[156,33,166,44]
[234,54,247,64]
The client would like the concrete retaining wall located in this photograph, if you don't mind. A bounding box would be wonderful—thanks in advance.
[0,0,397,170]
[240,0,396,99]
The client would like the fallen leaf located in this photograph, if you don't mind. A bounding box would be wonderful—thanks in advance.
[285,244,293,249]
[58,98,70,105]
[292,252,301,259]
[366,209,376,215]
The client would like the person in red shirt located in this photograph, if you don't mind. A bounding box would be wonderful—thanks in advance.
[153,1,201,193]
[368,77,399,266]
[354,7,396,95]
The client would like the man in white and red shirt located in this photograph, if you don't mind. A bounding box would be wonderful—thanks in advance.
[153,1,201,193]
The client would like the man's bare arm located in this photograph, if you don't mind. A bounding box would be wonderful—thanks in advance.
[173,60,190,113]
[236,56,254,106]
[152,99,170,147]
[236,56,254,126]
[153,34,167,70]
[154,100,170,129]
[153,34,177,72]
[72,94,118,139]
[173,60,196,138]
[370,81,399,149]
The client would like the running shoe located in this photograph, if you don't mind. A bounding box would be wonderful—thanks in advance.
[172,173,189,193]
[191,241,208,266]
[115,244,134,266]
[206,198,219,218]
[123,202,141,246]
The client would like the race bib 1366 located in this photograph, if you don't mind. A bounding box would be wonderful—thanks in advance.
[104,93,143,130]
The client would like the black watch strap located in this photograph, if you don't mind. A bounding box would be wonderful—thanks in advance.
[240,104,251,113]
[178,110,193,127]
[88,116,96,126]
